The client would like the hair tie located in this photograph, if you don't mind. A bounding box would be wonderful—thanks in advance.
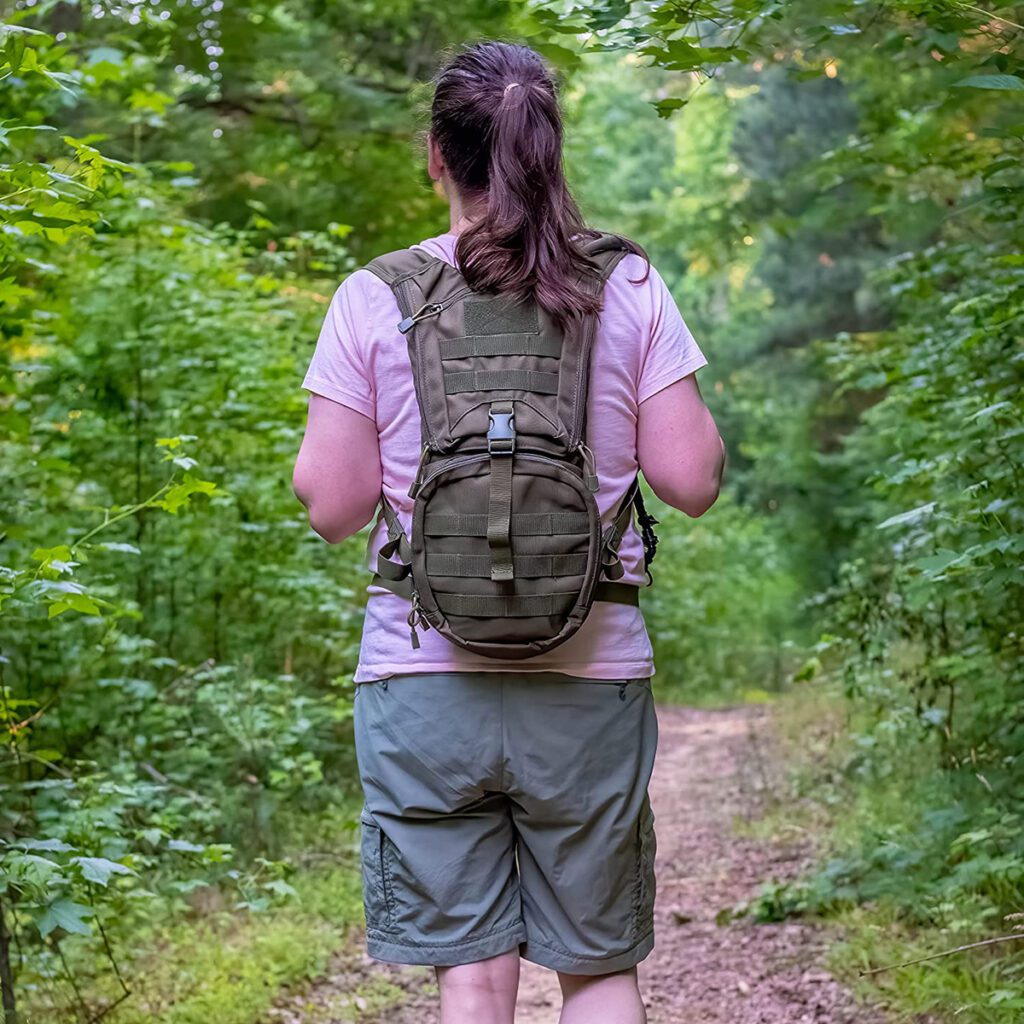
[503,81,521,95]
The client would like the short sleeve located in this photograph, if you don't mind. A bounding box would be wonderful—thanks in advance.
[637,265,708,404]
[301,273,375,420]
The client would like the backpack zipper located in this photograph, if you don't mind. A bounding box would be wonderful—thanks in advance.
[568,300,600,451]
[417,449,596,494]
[408,442,432,498]
[577,442,599,493]
[397,286,475,334]
[397,302,443,334]
[410,441,507,499]
[417,451,489,492]
[410,438,598,499]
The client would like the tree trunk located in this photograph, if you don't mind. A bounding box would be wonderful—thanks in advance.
[0,894,17,1024]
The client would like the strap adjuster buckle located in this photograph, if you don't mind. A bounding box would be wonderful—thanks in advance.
[487,408,516,456]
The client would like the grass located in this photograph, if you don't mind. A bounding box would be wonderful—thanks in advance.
[830,905,1024,1023]
[281,976,417,1024]
[109,860,366,1024]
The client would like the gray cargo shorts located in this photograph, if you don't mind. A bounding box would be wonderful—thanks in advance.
[353,671,658,975]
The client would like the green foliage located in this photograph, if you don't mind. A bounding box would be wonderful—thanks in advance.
[646,495,803,704]
[40,813,365,1024]
[0,7,402,1019]
[569,0,1024,1017]
[3,0,1024,1020]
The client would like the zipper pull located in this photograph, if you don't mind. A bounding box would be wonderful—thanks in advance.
[398,302,443,334]
[407,592,428,649]
[408,442,431,498]
[578,443,600,493]
[407,603,421,649]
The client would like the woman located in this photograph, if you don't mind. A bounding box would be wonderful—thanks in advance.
[294,40,725,1024]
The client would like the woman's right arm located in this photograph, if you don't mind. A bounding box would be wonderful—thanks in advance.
[637,373,725,518]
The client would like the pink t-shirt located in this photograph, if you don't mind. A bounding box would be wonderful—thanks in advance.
[302,232,708,683]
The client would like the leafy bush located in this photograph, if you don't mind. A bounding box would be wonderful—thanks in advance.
[648,494,804,704]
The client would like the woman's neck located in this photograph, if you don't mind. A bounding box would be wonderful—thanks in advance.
[447,183,486,235]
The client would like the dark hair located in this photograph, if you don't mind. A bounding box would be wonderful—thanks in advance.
[430,41,647,329]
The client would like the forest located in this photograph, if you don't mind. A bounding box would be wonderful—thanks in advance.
[1,1,1022,1022]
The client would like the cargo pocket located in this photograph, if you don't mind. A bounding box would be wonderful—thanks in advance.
[632,797,657,940]
[360,811,397,934]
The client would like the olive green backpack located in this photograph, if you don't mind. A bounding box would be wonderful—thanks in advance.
[365,231,659,658]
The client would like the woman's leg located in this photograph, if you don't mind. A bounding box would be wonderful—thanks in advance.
[557,966,647,1024]
[435,950,521,1024]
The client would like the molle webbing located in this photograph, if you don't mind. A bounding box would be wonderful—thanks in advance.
[426,552,588,579]
[444,369,560,395]
[424,511,591,537]
[435,591,578,619]
[440,335,563,360]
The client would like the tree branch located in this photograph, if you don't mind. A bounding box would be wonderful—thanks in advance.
[860,932,1024,976]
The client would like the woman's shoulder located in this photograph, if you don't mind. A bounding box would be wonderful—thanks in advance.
[325,267,403,338]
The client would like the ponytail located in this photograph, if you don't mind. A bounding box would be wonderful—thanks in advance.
[430,42,647,329]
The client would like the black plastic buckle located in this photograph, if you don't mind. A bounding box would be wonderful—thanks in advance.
[487,409,516,455]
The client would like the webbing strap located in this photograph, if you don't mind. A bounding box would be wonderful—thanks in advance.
[375,577,640,608]
[426,552,588,579]
[436,591,578,619]
[371,572,413,599]
[600,477,642,582]
[424,511,590,537]
[371,494,413,600]
[486,400,516,582]
[375,493,412,585]
[594,581,641,606]
[445,369,559,395]
[375,556,410,582]
[440,334,562,360]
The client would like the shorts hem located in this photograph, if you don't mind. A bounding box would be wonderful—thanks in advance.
[519,929,655,975]
[365,920,528,968]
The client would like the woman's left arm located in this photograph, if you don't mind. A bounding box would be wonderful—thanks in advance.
[293,394,382,543]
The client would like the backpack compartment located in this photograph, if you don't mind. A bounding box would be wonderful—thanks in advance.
[409,290,579,458]
[410,452,602,656]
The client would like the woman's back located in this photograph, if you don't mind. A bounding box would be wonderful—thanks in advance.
[302,230,707,682]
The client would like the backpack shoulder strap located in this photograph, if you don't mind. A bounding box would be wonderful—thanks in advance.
[363,246,442,287]
[363,245,471,337]
[365,235,631,291]
[580,231,634,290]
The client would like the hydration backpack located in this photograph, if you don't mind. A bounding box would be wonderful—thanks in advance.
[365,231,659,658]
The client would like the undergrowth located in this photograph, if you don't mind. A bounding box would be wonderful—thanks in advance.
[733,685,1024,1024]
[13,805,368,1024]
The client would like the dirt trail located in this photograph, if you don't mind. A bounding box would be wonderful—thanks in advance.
[271,705,885,1024]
